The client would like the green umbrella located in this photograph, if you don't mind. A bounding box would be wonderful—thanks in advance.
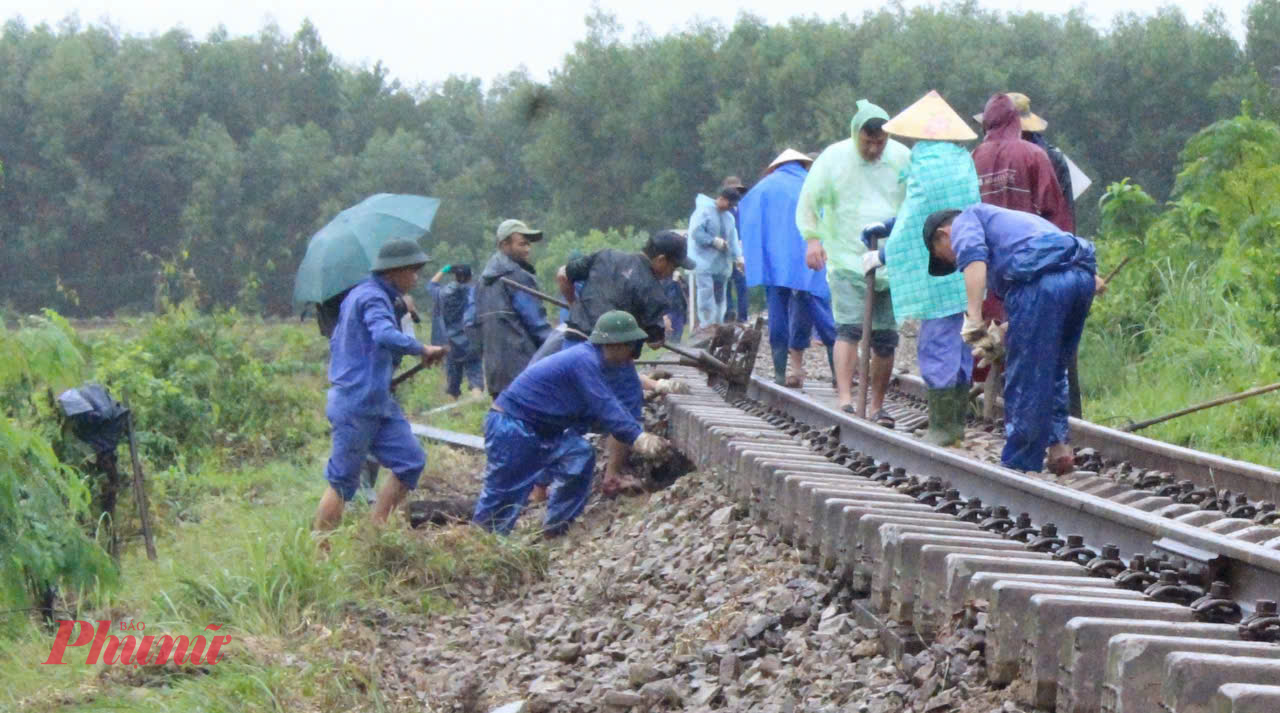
[292,193,441,309]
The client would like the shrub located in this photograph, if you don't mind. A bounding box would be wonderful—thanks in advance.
[89,304,324,468]
[0,313,116,633]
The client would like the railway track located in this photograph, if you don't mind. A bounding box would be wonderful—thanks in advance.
[647,356,1280,713]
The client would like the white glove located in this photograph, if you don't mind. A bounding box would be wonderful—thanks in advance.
[860,250,883,274]
[632,432,669,458]
[972,322,1008,368]
[712,237,728,251]
[960,314,987,346]
[652,379,691,395]
[735,257,745,271]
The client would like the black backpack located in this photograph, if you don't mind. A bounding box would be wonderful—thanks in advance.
[57,383,130,454]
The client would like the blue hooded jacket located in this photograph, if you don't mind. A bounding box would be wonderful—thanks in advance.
[737,162,829,297]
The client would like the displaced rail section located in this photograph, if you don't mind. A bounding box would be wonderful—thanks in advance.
[654,354,1280,713]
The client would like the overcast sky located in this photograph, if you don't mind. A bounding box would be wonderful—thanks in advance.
[5,0,1250,88]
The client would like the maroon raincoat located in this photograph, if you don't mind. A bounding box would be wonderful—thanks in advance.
[970,93,1073,377]
[972,93,1072,233]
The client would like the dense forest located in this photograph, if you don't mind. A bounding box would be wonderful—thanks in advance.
[2,2,1280,315]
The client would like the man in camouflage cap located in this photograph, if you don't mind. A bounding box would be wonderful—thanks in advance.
[473,310,669,536]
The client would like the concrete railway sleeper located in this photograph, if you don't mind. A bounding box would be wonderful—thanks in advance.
[654,365,1280,713]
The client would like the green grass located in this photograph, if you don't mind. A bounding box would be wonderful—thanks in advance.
[0,319,540,713]
[1080,264,1280,467]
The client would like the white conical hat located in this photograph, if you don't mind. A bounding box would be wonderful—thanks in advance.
[767,148,814,171]
[884,90,978,141]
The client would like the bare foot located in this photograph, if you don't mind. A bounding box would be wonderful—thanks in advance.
[530,484,549,503]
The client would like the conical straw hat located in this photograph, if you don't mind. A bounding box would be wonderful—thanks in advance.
[884,90,977,141]
[767,148,813,171]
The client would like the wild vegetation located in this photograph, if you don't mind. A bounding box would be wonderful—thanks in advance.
[1082,107,1280,464]
[4,3,1280,315]
[6,2,1280,710]
[0,310,527,712]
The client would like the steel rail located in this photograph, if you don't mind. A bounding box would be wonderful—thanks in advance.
[888,372,1280,504]
[741,375,1280,609]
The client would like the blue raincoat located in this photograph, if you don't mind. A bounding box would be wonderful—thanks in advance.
[687,195,741,277]
[739,161,836,354]
[473,342,643,535]
[948,204,1097,471]
[739,162,829,297]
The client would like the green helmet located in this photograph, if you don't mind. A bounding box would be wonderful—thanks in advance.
[589,310,649,345]
[372,239,430,272]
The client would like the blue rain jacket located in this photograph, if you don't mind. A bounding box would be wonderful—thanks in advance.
[687,195,741,277]
[495,342,643,445]
[950,204,1096,299]
[327,275,425,419]
[738,162,829,297]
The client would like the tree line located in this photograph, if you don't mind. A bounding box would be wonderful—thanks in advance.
[2,2,1279,316]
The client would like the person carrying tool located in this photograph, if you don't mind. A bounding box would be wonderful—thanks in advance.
[544,230,695,496]
[862,90,981,446]
[687,187,743,333]
[797,99,911,422]
[313,239,449,532]
[477,219,552,397]
[472,310,670,536]
[428,264,483,399]
[738,148,836,387]
[922,204,1105,473]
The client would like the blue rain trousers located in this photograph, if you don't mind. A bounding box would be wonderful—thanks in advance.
[1001,267,1095,471]
[324,406,425,502]
[765,286,836,351]
[446,354,483,397]
[917,314,973,389]
[694,272,729,326]
[472,411,597,536]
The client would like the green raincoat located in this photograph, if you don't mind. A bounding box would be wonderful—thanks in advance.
[883,141,980,321]
[796,100,910,295]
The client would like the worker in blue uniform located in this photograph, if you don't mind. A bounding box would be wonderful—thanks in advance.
[472,311,670,536]
[314,239,448,532]
[922,205,1105,473]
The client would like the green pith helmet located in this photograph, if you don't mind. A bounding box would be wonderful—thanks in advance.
[589,310,649,345]
[372,239,431,272]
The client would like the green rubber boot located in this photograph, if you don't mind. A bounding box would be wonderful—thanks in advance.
[772,346,789,385]
[923,385,967,447]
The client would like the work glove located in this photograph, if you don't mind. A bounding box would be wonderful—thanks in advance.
[712,237,728,252]
[860,218,896,249]
[960,314,988,346]
[860,250,883,275]
[632,432,670,459]
[652,379,691,395]
[970,322,1008,369]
